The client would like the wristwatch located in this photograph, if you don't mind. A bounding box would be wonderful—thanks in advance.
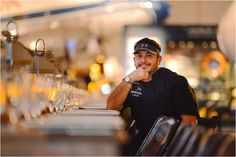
[123,76,132,84]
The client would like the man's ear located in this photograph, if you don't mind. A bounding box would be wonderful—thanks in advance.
[158,55,162,64]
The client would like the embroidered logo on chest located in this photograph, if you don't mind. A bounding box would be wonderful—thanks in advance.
[131,84,142,97]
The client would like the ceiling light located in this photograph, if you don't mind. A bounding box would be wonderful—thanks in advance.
[29,40,36,50]
[187,41,194,49]
[105,6,114,13]
[202,41,208,49]
[179,41,186,49]
[9,29,17,36]
[144,1,153,9]
[210,41,217,49]
[49,21,59,29]
[101,84,111,95]
[168,41,175,48]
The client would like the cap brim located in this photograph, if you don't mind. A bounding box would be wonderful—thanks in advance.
[133,48,158,55]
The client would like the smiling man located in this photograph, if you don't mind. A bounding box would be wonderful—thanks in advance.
[106,38,199,155]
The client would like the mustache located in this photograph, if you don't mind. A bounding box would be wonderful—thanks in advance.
[137,63,151,67]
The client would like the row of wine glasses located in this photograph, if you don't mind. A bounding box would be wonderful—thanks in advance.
[1,66,90,124]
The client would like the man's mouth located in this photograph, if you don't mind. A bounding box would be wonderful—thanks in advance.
[139,63,151,69]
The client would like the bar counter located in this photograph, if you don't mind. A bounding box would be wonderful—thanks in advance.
[1,109,127,156]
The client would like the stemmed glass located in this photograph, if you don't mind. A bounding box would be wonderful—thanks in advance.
[5,64,91,122]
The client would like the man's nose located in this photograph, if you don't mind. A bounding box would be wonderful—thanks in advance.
[140,56,147,61]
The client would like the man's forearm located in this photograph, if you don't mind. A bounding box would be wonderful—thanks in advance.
[106,81,132,110]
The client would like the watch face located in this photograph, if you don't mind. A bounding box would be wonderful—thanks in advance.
[125,77,130,82]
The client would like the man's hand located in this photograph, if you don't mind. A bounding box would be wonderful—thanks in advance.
[129,67,149,82]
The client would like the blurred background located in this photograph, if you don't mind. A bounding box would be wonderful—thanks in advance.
[0,0,235,155]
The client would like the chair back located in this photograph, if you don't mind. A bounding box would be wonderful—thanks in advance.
[163,123,192,156]
[216,134,235,156]
[195,132,230,156]
[198,116,219,129]
[181,126,207,156]
[168,125,195,156]
[136,116,179,156]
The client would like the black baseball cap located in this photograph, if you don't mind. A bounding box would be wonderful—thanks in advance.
[133,38,161,55]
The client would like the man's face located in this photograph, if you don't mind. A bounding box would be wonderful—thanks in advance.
[134,50,162,74]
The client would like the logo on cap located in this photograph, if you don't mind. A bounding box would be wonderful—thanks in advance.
[141,44,148,48]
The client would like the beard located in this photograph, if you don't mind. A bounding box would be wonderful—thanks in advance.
[134,55,161,76]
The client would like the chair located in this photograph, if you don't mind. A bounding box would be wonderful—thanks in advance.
[216,134,235,156]
[180,126,207,156]
[195,132,231,156]
[120,107,134,132]
[163,123,193,156]
[198,116,219,129]
[135,116,179,156]
[167,125,195,156]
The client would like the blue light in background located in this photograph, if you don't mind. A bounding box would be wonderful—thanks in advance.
[152,1,170,23]
[66,38,76,59]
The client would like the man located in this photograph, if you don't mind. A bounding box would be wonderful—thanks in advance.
[107,38,199,154]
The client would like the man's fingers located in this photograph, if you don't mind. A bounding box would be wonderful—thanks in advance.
[131,68,150,81]
[142,71,149,80]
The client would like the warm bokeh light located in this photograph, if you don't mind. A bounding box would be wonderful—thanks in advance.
[187,77,200,89]
[88,81,97,92]
[7,82,23,99]
[208,92,221,101]
[210,41,217,49]
[208,111,218,118]
[179,41,186,49]
[232,88,236,97]
[104,56,121,81]
[0,80,7,106]
[199,107,207,118]
[230,99,236,110]
[9,29,17,36]
[202,41,208,49]
[67,68,78,80]
[49,21,59,29]
[186,41,194,49]
[165,59,181,73]
[49,87,58,102]
[29,40,36,50]
[96,54,105,64]
[89,63,102,81]
[168,40,176,49]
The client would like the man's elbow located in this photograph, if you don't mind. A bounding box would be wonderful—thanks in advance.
[106,101,113,110]
[106,98,121,111]
[106,97,116,110]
